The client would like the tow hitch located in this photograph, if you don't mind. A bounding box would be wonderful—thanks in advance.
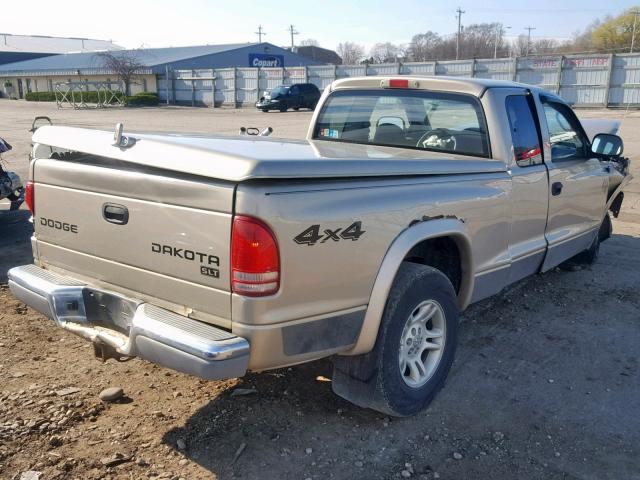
[93,342,132,363]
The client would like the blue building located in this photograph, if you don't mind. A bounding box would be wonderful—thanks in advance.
[0,42,323,99]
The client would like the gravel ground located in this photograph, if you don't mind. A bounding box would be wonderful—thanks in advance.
[0,100,639,480]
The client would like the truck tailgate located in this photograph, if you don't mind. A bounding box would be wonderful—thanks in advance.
[32,157,234,321]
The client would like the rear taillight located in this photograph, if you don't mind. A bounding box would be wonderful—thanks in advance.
[231,215,280,297]
[25,181,34,215]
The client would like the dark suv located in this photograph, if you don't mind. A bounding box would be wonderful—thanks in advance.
[256,83,321,112]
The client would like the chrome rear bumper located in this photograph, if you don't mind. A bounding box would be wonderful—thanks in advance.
[8,264,249,380]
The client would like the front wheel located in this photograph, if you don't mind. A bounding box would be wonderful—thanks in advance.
[561,228,600,269]
[332,262,459,416]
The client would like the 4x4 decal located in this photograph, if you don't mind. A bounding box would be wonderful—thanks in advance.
[294,221,365,246]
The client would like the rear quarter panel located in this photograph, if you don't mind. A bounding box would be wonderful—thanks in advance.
[233,172,512,330]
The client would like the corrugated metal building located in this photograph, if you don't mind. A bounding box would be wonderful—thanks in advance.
[0,33,122,65]
[0,42,323,98]
[293,46,342,65]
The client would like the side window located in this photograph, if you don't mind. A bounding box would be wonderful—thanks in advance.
[505,95,543,166]
[542,101,588,161]
[290,86,300,96]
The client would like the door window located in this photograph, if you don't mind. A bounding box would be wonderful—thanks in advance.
[505,95,543,166]
[290,86,300,96]
[542,101,588,161]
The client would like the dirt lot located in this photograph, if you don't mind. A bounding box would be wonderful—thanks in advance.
[0,100,639,480]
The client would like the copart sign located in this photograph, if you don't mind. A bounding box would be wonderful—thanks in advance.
[249,53,284,68]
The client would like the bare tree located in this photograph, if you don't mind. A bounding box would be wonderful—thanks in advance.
[511,35,560,57]
[408,32,442,61]
[95,51,144,96]
[511,35,530,57]
[300,38,320,47]
[461,23,502,59]
[369,42,406,63]
[336,42,365,65]
[532,38,559,54]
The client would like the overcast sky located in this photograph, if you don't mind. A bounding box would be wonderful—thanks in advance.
[4,0,638,50]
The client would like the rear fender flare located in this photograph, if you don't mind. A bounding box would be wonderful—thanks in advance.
[345,218,473,356]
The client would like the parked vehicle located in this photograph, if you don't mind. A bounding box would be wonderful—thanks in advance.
[0,137,23,210]
[256,83,320,112]
[9,76,631,416]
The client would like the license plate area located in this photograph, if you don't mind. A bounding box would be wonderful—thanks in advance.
[82,288,141,335]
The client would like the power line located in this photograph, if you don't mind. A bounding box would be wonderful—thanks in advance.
[524,26,536,56]
[287,24,299,49]
[455,7,465,60]
[255,25,266,43]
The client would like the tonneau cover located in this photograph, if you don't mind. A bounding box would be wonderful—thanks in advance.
[33,125,506,181]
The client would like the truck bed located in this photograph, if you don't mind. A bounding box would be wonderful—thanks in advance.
[32,126,506,181]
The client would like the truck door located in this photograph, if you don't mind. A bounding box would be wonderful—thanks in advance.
[503,92,549,283]
[538,97,608,270]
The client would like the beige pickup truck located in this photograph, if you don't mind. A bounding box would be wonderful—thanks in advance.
[8,77,631,416]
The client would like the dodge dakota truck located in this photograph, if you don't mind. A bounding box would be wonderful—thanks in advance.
[8,76,631,416]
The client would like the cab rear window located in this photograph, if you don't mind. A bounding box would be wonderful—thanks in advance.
[313,89,490,157]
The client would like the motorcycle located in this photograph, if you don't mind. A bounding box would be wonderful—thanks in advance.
[0,137,23,210]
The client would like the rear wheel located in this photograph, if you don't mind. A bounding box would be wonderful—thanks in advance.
[332,262,459,416]
[279,105,287,112]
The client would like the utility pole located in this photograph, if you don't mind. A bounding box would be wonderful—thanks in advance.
[287,24,299,49]
[524,26,536,56]
[455,7,465,60]
[255,25,266,43]
[631,9,640,53]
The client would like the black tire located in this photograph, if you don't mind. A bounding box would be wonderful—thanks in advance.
[7,187,23,202]
[561,230,600,269]
[293,107,300,111]
[279,106,287,112]
[599,212,612,243]
[332,262,459,416]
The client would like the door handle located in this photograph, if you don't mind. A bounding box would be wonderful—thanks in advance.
[102,203,129,225]
[551,182,563,196]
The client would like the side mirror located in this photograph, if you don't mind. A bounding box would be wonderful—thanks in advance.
[591,133,623,157]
